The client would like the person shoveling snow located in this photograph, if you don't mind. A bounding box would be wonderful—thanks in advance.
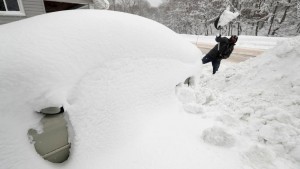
[202,35,238,74]
[202,6,239,74]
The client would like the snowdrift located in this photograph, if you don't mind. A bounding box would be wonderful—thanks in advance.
[177,35,300,169]
[0,10,201,169]
[1,9,299,169]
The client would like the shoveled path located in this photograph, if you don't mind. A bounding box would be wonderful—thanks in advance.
[194,42,265,63]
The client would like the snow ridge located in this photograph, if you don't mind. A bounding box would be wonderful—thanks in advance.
[177,36,300,169]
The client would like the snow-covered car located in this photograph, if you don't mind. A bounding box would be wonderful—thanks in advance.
[0,10,201,168]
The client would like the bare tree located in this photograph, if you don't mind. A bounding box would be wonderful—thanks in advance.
[268,1,279,35]
[107,0,300,36]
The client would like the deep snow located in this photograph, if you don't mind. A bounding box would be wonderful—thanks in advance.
[177,35,300,169]
[0,10,202,169]
[0,9,299,169]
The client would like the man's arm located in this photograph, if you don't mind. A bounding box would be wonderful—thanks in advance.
[215,36,229,43]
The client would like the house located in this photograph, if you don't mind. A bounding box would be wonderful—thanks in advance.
[0,0,108,25]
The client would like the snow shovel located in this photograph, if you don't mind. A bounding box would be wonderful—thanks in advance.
[214,7,240,51]
[214,16,222,51]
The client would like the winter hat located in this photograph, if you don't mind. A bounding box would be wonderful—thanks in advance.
[230,35,238,43]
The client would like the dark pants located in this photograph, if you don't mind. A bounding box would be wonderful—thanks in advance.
[202,55,221,74]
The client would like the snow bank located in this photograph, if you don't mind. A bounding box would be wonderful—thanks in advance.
[0,10,202,169]
[202,126,235,147]
[177,35,300,169]
[2,9,299,169]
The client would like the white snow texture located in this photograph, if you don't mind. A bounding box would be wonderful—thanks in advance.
[217,7,239,28]
[176,35,300,169]
[0,10,201,169]
[1,9,300,169]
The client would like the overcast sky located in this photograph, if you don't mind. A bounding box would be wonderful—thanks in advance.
[148,0,162,7]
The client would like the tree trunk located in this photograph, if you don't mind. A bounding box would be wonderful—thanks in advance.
[251,23,254,35]
[271,27,279,35]
[112,0,115,10]
[297,23,300,33]
[254,0,264,36]
[268,2,279,35]
[237,22,240,35]
[279,0,291,24]
[205,22,208,36]
[255,21,259,36]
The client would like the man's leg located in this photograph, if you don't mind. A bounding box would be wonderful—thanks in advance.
[212,59,221,74]
[202,54,213,64]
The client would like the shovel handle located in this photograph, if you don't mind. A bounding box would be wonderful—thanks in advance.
[218,29,222,51]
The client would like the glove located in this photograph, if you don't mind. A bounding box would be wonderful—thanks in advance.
[218,54,223,59]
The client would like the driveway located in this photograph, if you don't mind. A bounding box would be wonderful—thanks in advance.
[194,42,265,63]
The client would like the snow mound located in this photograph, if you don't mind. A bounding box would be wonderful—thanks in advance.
[175,35,299,168]
[202,126,235,147]
[176,86,197,104]
[183,103,203,114]
[242,145,276,169]
[0,10,201,169]
[192,35,300,168]
[290,145,300,162]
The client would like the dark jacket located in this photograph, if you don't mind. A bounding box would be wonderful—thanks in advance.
[206,36,234,60]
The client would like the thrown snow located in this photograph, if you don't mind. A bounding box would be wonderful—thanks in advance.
[217,7,239,28]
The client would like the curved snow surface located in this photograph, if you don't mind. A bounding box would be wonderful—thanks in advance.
[0,10,205,169]
[177,36,300,169]
[1,10,299,169]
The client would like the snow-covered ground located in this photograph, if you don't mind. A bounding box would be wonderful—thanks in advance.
[177,35,300,169]
[182,34,288,50]
[0,10,299,169]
